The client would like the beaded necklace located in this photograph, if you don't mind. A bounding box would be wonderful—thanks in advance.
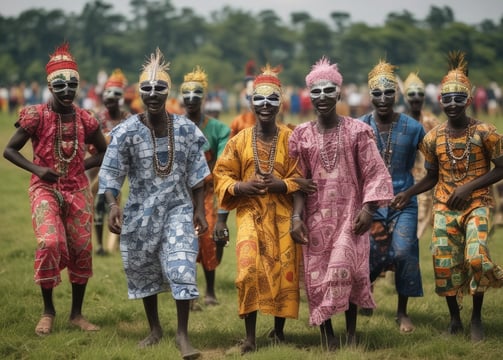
[142,112,175,177]
[252,126,279,175]
[445,119,474,181]
[376,117,396,170]
[316,118,342,172]
[54,111,78,176]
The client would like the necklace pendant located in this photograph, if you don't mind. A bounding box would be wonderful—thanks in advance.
[453,159,456,165]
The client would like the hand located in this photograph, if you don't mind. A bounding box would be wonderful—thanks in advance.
[447,185,471,210]
[237,179,268,196]
[213,221,230,247]
[36,166,61,183]
[391,192,410,210]
[108,205,123,234]
[353,208,373,235]
[260,173,286,193]
[194,210,209,236]
[294,178,317,194]
[290,218,308,245]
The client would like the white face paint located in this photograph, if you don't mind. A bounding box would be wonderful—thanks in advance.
[310,81,339,99]
[139,80,170,96]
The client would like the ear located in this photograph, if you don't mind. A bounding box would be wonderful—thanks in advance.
[466,97,473,107]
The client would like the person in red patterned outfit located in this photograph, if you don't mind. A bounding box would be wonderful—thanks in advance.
[3,42,107,336]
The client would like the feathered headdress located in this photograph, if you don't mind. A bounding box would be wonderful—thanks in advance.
[305,56,343,88]
[46,42,79,82]
[139,47,171,89]
[403,72,425,93]
[368,59,397,90]
[105,69,128,90]
[440,50,471,96]
[253,64,282,95]
[181,66,208,92]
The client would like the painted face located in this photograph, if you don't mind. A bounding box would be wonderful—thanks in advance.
[310,80,338,115]
[49,74,79,108]
[181,81,205,103]
[102,86,124,101]
[252,85,282,107]
[440,93,469,107]
[139,80,169,97]
[310,82,339,100]
[370,88,396,100]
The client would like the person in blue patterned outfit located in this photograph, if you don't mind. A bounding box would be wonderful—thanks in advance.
[98,48,208,360]
[358,60,425,333]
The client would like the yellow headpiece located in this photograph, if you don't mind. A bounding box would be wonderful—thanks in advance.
[404,72,425,93]
[368,60,397,90]
[180,66,208,94]
[139,47,172,89]
[253,64,282,96]
[440,51,471,97]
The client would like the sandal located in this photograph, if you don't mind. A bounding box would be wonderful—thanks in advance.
[69,315,100,331]
[35,314,54,336]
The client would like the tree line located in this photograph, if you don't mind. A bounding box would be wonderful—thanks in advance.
[1,0,502,90]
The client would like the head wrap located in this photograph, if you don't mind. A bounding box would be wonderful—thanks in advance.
[105,69,127,90]
[403,72,425,93]
[180,66,208,95]
[368,59,397,90]
[253,64,282,96]
[440,51,471,97]
[45,42,79,83]
[305,56,343,88]
[139,47,172,90]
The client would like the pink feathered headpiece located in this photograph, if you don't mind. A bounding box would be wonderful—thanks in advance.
[305,56,343,88]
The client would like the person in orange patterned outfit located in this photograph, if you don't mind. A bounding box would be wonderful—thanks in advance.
[3,42,106,336]
[392,51,503,343]
[403,72,440,239]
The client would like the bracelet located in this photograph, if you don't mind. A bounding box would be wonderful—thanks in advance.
[109,202,118,208]
[291,214,301,220]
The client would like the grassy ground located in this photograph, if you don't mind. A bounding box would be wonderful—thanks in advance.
[1,109,503,359]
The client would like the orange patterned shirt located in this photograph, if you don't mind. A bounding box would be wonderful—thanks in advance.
[421,120,503,211]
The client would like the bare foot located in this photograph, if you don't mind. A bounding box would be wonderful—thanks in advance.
[471,319,484,342]
[35,314,55,336]
[176,334,201,359]
[69,315,100,331]
[138,330,163,348]
[447,319,464,335]
[396,315,415,333]
[240,339,256,355]
[204,295,219,306]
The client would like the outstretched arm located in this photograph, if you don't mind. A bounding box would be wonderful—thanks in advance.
[392,169,438,210]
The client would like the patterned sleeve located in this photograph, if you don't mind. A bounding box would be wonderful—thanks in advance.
[213,134,243,210]
[481,123,503,161]
[16,105,41,134]
[419,127,438,170]
[288,125,308,178]
[79,108,100,141]
[97,122,130,195]
[187,125,211,187]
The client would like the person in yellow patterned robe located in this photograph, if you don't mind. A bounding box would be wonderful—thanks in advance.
[213,65,303,354]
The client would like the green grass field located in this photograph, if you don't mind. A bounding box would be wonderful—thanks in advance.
[1,109,503,359]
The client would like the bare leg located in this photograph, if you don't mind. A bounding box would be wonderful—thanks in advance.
[320,318,338,351]
[471,293,484,342]
[396,294,415,332]
[345,302,357,345]
[241,311,257,354]
[203,269,218,305]
[446,295,463,334]
[175,299,201,359]
[138,294,163,348]
[268,316,286,342]
[69,283,100,331]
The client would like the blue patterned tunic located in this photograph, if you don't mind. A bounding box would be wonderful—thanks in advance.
[360,113,426,297]
[98,114,210,299]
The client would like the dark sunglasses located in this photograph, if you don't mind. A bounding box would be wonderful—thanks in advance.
[370,89,396,98]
